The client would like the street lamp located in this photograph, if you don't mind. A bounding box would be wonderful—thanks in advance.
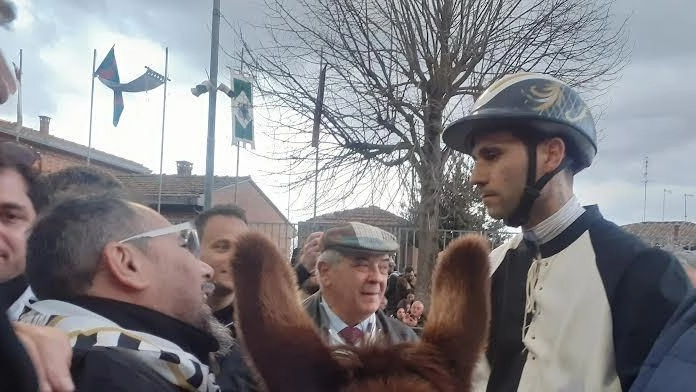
[685,193,694,222]
[663,189,672,221]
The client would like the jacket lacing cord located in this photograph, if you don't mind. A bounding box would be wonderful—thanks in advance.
[522,231,543,344]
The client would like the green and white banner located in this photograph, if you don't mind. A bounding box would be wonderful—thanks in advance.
[231,76,254,149]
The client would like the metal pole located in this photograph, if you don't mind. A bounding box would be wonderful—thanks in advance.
[87,49,96,165]
[204,0,221,209]
[234,142,240,204]
[685,194,694,222]
[157,47,169,213]
[313,146,319,219]
[230,65,241,204]
[642,156,648,222]
[15,49,22,141]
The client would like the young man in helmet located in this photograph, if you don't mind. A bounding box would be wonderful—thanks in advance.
[443,72,689,392]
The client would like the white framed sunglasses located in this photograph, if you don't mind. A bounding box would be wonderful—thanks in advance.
[118,221,200,257]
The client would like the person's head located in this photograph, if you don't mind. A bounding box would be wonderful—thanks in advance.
[43,165,127,208]
[404,266,414,281]
[411,301,424,318]
[0,152,45,282]
[317,222,398,325]
[26,196,215,331]
[395,307,405,320]
[388,259,396,274]
[0,142,41,171]
[443,73,597,228]
[406,292,415,303]
[195,204,248,299]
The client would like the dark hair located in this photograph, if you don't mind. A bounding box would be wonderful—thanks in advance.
[0,142,40,168]
[404,266,414,273]
[194,204,248,238]
[26,196,144,300]
[0,152,47,212]
[43,165,129,209]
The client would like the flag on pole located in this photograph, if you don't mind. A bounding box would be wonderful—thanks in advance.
[311,59,327,148]
[94,46,166,126]
[231,76,254,149]
[12,59,21,129]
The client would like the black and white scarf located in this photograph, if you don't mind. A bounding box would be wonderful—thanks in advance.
[20,300,220,392]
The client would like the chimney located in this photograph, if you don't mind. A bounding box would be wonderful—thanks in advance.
[38,116,51,135]
[176,160,193,176]
[674,224,680,246]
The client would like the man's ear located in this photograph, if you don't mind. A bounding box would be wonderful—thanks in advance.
[100,242,150,291]
[316,260,332,288]
[538,136,566,173]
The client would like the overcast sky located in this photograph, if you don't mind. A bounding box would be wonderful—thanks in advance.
[0,0,693,225]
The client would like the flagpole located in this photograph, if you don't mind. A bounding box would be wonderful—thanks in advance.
[14,48,22,141]
[157,47,169,213]
[87,49,96,165]
[204,0,221,209]
[229,65,241,204]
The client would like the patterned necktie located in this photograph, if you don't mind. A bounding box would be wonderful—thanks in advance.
[339,326,364,345]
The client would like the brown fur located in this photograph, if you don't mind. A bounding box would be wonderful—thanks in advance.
[230,233,491,392]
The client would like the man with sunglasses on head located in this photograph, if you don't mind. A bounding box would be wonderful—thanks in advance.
[20,195,232,391]
[304,222,418,346]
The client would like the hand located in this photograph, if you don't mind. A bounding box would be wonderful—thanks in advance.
[13,322,75,392]
[300,232,323,272]
[0,48,17,104]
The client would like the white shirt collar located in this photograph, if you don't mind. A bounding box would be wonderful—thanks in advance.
[529,195,585,244]
[320,296,376,346]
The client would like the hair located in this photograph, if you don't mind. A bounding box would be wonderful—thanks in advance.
[404,266,414,273]
[194,204,248,238]
[42,165,129,209]
[26,195,146,300]
[317,249,344,266]
[0,152,47,212]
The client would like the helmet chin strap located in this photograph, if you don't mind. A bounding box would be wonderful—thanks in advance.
[504,142,570,228]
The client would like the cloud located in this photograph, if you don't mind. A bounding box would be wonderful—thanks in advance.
[1,0,694,225]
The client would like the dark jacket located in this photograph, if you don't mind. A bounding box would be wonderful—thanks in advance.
[0,312,38,392]
[303,292,419,344]
[384,272,400,315]
[213,303,260,392]
[66,297,219,392]
[629,289,696,392]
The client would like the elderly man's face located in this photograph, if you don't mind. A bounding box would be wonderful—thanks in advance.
[320,252,390,324]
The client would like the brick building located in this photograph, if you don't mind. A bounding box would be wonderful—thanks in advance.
[622,221,696,250]
[0,117,150,174]
[118,164,296,257]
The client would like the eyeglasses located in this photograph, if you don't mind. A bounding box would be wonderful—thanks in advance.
[118,221,200,257]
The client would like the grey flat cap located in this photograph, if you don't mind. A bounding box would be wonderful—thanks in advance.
[322,222,398,254]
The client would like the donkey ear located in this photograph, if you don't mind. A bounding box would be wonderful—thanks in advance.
[421,234,491,390]
[230,232,346,392]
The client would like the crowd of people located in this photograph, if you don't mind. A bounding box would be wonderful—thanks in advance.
[5,2,696,390]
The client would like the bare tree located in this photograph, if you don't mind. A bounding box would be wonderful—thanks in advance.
[235,0,627,301]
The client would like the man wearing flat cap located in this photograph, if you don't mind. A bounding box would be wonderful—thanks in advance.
[303,222,418,346]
